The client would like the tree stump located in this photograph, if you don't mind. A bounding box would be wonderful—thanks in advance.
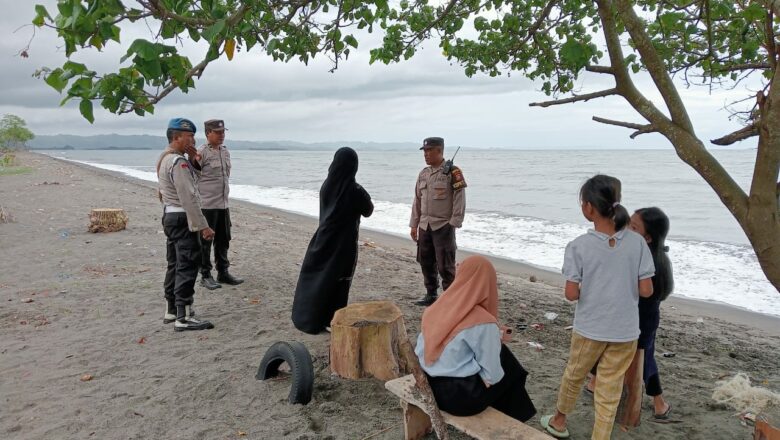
[616,348,644,428]
[88,208,128,233]
[329,301,414,381]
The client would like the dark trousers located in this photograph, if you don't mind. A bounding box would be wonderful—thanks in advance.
[427,345,536,422]
[163,212,201,307]
[200,208,231,276]
[417,224,457,295]
[639,299,663,396]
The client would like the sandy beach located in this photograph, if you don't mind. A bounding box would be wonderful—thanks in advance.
[1,151,779,440]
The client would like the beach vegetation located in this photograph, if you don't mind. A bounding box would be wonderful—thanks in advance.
[28,0,780,291]
[0,114,35,150]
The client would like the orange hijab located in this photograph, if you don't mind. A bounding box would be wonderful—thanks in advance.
[421,255,499,366]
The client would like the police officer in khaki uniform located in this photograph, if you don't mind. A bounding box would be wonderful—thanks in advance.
[157,118,215,331]
[194,119,243,289]
[410,137,467,306]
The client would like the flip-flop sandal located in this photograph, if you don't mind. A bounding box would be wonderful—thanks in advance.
[540,415,570,439]
[653,402,672,421]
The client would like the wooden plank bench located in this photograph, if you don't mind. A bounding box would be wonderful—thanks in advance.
[386,374,553,440]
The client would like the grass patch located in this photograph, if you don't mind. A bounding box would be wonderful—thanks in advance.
[0,166,33,176]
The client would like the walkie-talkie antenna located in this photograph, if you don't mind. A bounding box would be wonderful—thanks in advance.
[451,146,461,161]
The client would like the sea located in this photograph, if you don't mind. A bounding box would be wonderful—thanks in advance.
[43,148,779,317]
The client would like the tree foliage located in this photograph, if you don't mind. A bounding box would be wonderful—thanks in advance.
[29,0,780,291]
[0,114,35,150]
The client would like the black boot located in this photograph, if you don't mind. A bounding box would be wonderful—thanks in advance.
[174,305,214,331]
[200,273,222,290]
[163,299,176,324]
[217,271,244,285]
[414,294,438,306]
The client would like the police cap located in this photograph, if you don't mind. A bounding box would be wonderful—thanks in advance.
[168,118,196,133]
[204,119,227,132]
[420,137,444,150]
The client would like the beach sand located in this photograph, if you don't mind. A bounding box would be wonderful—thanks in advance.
[1,151,779,440]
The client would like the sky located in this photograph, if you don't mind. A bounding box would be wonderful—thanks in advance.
[0,0,764,149]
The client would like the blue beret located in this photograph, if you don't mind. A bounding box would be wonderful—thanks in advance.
[168,118,196,133]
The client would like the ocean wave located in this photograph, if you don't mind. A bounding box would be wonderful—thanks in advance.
[61,157,780,317]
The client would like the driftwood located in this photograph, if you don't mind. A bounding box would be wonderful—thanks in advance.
[88,208,128,233]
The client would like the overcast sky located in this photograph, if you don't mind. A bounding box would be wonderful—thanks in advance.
[0,0,762,148]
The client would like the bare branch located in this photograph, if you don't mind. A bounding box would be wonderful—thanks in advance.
[528,88,619,108]
[586,65,614,74]
[592,116,658,138]
[710,124,759,146]
[716,62,772,72]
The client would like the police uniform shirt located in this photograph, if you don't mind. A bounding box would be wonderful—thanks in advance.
[196,143,231,210]
[158,151,210,231]
[410,162,466,231]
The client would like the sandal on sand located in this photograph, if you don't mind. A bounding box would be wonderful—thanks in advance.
[653,402,672,421]
[540,415,570,439]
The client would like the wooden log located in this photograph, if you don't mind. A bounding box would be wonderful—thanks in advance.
[88,208,128,233]
[397,330,449,440]
[755,409,780,440]
[616,348,644,428]
[329,301,448,439]
[329,301,413,381]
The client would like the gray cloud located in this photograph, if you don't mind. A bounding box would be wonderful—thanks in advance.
[0,0,761,148]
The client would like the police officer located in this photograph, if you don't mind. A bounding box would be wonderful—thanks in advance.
[157,118,215,331]
[410,137,467,306]
[194,119,243,290]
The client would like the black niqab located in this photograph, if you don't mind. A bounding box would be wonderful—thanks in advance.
[292,148,374,334]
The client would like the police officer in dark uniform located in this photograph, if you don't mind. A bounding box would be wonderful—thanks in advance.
[157,118,215,331]
[410,137,467,306]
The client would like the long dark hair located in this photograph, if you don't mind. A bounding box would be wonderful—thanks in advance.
[579,174,630,231]
[635,207,674,301]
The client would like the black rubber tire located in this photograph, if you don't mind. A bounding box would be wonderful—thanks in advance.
[256,341,314,405]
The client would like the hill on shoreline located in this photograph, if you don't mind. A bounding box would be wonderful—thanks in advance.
[28,134,417,150]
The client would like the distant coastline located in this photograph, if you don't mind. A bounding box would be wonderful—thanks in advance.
[27,134,418,151]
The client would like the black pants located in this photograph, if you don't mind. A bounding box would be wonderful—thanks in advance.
[417,224,457,295]
[427,345,536,423]
[163,212,201,307]
[200,208,231,276]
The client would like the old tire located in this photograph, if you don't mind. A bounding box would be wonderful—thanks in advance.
[256,341,314,405]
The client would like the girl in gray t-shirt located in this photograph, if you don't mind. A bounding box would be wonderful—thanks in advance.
[541,175,654,440]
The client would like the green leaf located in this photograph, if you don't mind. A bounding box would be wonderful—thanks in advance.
[559,39,590,70]
[45,69,68,93]
[344,35,358,49]
[201,19,226,43]
[32,4,51,26]
[79,99,94,123]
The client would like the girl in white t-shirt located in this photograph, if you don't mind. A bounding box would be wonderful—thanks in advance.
[541,174,654,440]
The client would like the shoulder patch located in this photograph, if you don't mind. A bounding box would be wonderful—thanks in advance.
[451,166,467,190]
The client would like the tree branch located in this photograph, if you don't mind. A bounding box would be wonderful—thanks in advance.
[614,0,695,133]
[592,116,658,138]
[528,88,618,108]
[715,62,772,72]
[710,124,759,145]
[586,65,614,74]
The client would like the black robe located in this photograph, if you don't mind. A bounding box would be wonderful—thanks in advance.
[292,148,374,334]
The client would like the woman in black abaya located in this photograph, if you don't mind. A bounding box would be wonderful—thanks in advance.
[292,147,374,334]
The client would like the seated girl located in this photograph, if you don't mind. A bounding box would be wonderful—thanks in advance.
[414,255,536,422]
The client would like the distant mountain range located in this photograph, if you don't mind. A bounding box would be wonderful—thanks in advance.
[28,134,418,150]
